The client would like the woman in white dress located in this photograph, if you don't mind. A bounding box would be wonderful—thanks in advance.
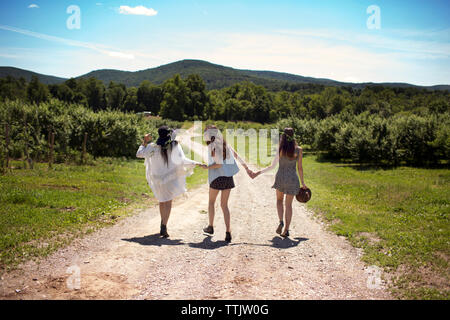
[136,126,204,238]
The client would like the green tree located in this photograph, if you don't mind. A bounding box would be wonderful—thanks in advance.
[27,76,50,104]
[123,87,139,112]
[83,78,106,111]
[0,76,27,101]
[137,81,163,114]
[49,83,75,103]
[106,81,126,110]
[308,95,327,119]
[160,75,190,121]
[186,74,209,119]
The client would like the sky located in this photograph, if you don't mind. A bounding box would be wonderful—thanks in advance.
[0,0,449,86]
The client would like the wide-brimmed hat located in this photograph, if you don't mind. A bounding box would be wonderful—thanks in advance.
[156,126,174,149]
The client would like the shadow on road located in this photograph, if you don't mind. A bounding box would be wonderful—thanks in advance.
[188,235,236,250]
[269,236,309,249]
[240,237,309,249]
[122,234,308,250]
[122,234,185,247]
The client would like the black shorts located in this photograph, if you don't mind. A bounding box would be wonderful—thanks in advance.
[210,176,235,190]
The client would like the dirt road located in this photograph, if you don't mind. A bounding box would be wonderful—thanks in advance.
[0,131,391,300]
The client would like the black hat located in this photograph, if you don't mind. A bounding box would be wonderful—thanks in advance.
[156,126,173,149]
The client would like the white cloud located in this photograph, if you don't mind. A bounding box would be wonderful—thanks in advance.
[107,51,135,59]
[277,29,450,60]
[0,25,135,60]
[1,24,448,86]
[119,5,157,16]
[28,4,39,9]
[0,53,19,59]
[140,30,449,86]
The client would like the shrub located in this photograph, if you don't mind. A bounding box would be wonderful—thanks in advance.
[277,112,450,165]
[0,100,185,161]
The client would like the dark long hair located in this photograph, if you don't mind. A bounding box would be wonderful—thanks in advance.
[205,125,228,161]
[156,126,178,166]
[279,128,297,159]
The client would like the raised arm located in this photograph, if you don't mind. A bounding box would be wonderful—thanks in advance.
[136,134,153,158]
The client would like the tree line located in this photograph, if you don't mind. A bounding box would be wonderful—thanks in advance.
[1,74,448,123]
[0,99,184,170]
[278,112,450,166]
[1,73,449,166]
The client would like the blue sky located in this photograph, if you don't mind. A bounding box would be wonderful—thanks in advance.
[0,0,449,85]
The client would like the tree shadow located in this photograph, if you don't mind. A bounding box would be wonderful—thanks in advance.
[334,164,400,172]
[188,236,236,250]
[314,154,449,171]
[122,234,185,247]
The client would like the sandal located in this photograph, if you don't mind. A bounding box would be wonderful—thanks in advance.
[203,226,214,235]
[276,221,284,235]
[281,230,290,238]
[225,232,232,243]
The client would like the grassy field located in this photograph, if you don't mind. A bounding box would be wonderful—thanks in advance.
[225,130,449,299]
[2,126,448,299]
[0,156,207,272]
[302,156,449,299]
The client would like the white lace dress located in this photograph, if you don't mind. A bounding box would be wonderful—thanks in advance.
[136,142,201,202]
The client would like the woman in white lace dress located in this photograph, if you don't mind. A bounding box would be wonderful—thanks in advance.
[136,126,204,238]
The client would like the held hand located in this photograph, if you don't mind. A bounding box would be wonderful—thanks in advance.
[199,164,208,169]
[301,184,308,190]
[253,171,262,179]
[245,167,260,179]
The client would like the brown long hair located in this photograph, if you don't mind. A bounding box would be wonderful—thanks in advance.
[205,125,228,161]
[279,128,297,159]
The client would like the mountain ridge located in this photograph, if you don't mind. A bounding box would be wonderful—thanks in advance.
[1,60,449,91]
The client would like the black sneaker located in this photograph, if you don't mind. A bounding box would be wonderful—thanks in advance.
[225,232,232,243]
[203,226,214,235]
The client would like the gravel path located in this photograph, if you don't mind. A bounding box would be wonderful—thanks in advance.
[0,131,391,300]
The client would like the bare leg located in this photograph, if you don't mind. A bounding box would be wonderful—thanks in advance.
[208,188,220,227]
[159,201,172,226]
[283,195,295,236]
[220,189,232,233]
[159,202,165,226]
[276,190,284,222]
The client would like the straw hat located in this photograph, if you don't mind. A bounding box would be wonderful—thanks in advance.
[296,188,312,203]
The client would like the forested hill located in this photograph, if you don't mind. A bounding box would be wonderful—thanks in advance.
[79,60,313,90]
[76,60,450,91]
[1,60,449,91]
[0,67,66,85]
